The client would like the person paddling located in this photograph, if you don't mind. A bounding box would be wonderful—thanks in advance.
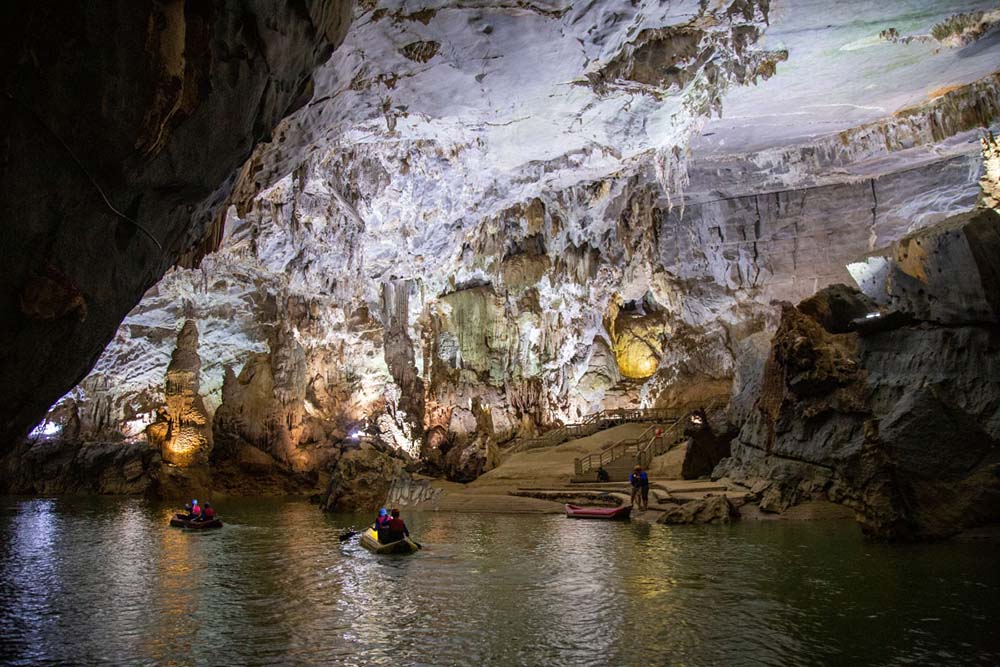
[374,508,391,541]
[198,502,216,522]
[185,499,202,521]
[385,508,409,543]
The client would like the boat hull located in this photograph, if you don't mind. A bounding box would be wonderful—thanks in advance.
[359,528,420,554]
[565,504,632,520]
[170,516,223,529]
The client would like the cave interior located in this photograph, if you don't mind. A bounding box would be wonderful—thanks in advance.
[2,0,1000,541]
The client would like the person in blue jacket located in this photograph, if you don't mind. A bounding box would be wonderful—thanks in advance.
[630,465,649,511]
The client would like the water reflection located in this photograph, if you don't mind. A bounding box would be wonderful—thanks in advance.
[536,517,623,663]
[1,498,999,667]
[145,505,199,665]
[1,499,62,665]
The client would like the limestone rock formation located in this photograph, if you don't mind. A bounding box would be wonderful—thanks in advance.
[209,327,344,495]
[609,300,666,380]
[658,496,740,525]
[0,0,353,447]
[320,444,405,512]
[680,411,732,480]
[146,321,213,467]
[6,1,1000,533]
[386,475,443,508]
[0,440,157,496]
[983,132,1000,209]
[849,208,1000,325]
[718,212,1000,539]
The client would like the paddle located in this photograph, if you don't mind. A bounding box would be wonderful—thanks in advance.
[338,529,359,542]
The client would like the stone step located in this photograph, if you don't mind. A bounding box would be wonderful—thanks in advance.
[415,493,563,513]
[660,480,728,493]
[517,483,674,503]
[670,491,749,503]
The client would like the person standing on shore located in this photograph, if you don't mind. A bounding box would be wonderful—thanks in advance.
[630,465,649,511]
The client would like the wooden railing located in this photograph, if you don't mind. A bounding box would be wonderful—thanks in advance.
[635,419,686,468]
[510,406,688,456]
[572,398,729,476]
[573,419,683,476]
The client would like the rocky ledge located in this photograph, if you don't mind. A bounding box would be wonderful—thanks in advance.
[718,208,1000,540]
[0,440,159,496]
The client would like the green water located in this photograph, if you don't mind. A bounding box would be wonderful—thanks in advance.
[1,497,997,666]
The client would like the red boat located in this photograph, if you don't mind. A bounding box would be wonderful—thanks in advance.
[565,504,632,520]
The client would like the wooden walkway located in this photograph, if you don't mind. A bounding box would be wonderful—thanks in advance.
[506,406,688,458]
[571,399,727,480]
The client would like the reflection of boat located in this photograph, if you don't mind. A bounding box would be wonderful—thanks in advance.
[359,528,420,554]
[169,514,223,529]
[565,504,632,520]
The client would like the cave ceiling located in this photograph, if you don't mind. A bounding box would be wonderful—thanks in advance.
[31,0,1000,446]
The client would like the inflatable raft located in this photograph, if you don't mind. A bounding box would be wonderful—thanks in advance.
[359,528,420,554]
[170,514,224,529]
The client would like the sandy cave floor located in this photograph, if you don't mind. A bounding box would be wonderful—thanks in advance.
[409,424,854,522]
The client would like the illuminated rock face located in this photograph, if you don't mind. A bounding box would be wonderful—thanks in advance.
[147,321,213,467]
[19,0,1000,509]
[849,208,1000,324]
[609,304,666,380]
[980,132,1000,210]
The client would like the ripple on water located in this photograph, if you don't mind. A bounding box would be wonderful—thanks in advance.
[1,499,999,666]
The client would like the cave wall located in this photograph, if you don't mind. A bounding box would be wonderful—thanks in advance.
[6,0,1000,518]
[0,0,353,446]
[718,209,1000,540]
[29,144,984,485]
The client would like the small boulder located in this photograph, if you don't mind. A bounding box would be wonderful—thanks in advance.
[798,284,878,334]
[321,444,404,512]
[658,496,740,524]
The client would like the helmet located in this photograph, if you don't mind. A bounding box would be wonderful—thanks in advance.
[192,499,199,504]
[378,508,388,516]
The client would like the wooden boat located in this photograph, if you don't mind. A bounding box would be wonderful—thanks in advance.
[170,515,224,529]
[359,528,420,554]
[565,503,632,520]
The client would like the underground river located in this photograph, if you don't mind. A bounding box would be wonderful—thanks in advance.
[1,497,998,666]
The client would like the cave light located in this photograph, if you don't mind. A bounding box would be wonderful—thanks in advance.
[30,421,61,438]
[122,415,154,440]
[846,256,890,297]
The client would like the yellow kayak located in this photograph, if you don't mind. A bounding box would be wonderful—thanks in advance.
[359,528,420,555]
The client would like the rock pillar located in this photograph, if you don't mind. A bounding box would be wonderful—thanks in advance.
[147,320,213,467]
